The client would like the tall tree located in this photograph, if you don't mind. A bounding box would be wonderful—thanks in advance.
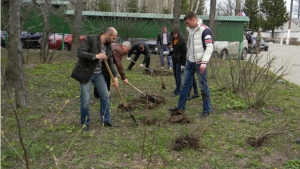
[243,0,260,30]
[5,0,29,108]
[127,0,139,13]
[217,0,236,16]
[40,0,50,63]
[71,0,83,57]
[209,0,217,41]
[97,0,112,12]
[181,0,190,14]
[193,0,205,14]
[235,0,241,15]
[173,0,181,29]
[260,0,288,37]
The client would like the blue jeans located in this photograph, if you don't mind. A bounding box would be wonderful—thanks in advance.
[173,62,182,95]
[160,45,172,68]
[80,73,110,124]
[188,75,199,97]
[178,60,211,113]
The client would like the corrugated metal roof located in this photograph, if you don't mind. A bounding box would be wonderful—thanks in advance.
[22,0,69,5]
[65,10,250,22]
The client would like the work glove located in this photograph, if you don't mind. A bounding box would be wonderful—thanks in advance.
[181,66,185,72]
[127,57,131,60]
[140,64,144,67]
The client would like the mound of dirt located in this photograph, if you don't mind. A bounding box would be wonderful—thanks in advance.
[142,117,164,126]
[118,95,165,111]
[168,110,190,123]
[172,134,200,151]
[247,136,267,147]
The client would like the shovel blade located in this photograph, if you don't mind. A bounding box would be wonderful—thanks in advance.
[146,94,156,103]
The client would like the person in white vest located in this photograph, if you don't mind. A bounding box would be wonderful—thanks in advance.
[168,11,213,119]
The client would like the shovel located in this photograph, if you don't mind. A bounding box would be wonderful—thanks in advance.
[127,82,156,103]
[128,59,154,75]
[103,60,138,126]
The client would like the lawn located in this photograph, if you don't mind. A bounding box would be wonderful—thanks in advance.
[1,48,300,168]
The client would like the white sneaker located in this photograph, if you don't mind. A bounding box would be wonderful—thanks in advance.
[169,67,172,70]
[163,51,169,56]
[161,67,164,69]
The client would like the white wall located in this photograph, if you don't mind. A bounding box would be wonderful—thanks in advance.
[259,31,300,42]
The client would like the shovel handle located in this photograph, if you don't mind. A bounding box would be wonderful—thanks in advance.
[127,82,146,97]
[103,60,126,107]
[129,59,151,71]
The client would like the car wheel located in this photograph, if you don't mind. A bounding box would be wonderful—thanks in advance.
[63,43,70,51]
[241,48,247,60]
[220,49,228,60]
[265,48,268,51]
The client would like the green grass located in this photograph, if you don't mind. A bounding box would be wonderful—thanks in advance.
[1,49,300,168]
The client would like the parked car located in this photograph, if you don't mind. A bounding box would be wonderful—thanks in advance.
[41,33,86,51]
[20,32,43,48]
[251,36,269,51]
[213,35,248,60]
[1,30,7,47]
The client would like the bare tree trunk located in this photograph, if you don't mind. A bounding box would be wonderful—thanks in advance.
[209,0,216,41]
[5,0,29,108]
[40,0,50,63]
[173,0,181,29]
[71,0,83,57]
[235,0,240,15]
[190,0,196,11]
[194,0,201,13]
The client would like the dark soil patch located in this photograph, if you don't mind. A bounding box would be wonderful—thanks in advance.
[143,70,173,76]
[247,136,268,147]
[141,117,164,126]
[118,95,165,111]
[169,110,191,124]
[172,134,200,151]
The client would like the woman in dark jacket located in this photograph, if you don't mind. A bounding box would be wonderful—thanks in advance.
[169,28,187,96]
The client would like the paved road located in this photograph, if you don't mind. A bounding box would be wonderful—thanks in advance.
[248,43,300,86]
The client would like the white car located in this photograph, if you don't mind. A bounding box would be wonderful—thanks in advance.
[213,35,248,60]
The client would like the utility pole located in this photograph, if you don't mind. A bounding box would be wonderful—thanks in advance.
[287,0,293,44]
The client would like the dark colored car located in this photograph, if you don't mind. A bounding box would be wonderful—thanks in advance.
[251,36,269,51]
[20,32,43,48]
[1,30,7,47]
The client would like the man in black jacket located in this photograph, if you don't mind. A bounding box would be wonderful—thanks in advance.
[156,26,172,69]
[126,43,150,71]
[71,27,119,130]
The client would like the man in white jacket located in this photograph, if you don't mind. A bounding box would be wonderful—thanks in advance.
[169,11,213,118]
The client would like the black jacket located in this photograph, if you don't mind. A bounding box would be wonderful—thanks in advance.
[156,31,172,46]
[169,35,187,66]
[128,43,150,64]
[71,34,118,84]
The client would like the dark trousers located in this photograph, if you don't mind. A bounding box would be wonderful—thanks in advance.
[127,53,150,70]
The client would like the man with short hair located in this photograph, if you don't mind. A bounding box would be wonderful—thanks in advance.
[168,11,213,119]
[157,26,172,69]
[112,41,131,83]
[71,27,120,130]
[126,43,150,71]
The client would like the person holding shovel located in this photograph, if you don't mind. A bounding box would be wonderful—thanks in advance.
[126,43,150,71]
[71,27,120,130]
[112,41,132,83]
[168,12,213,119]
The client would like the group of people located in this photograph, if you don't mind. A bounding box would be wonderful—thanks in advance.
[71,11,213,131]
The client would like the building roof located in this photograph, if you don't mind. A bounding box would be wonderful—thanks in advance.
[65,10,250,22]
[22,0,69,5]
